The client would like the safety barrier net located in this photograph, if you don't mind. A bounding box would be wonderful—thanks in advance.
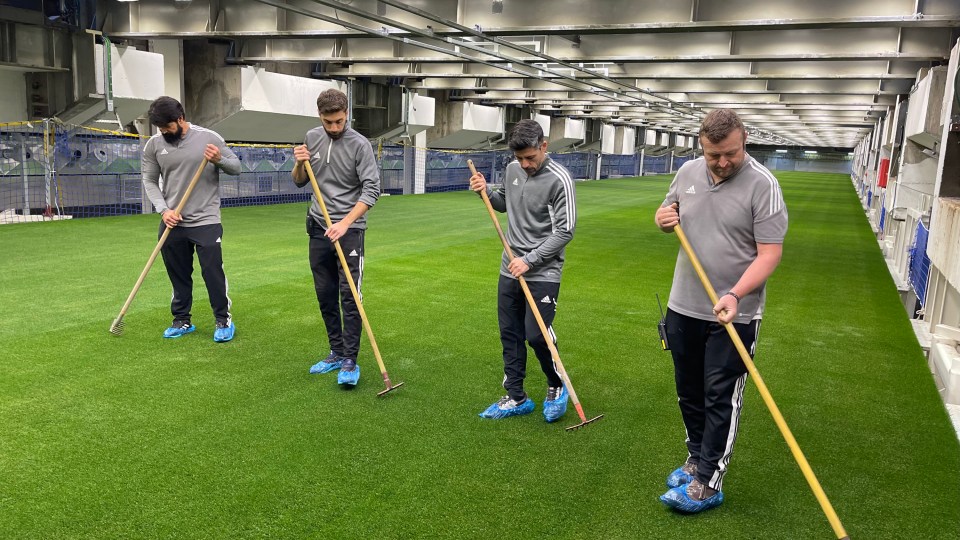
[1,119,683,223]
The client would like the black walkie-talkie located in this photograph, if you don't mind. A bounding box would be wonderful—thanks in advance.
[656,293,670,351]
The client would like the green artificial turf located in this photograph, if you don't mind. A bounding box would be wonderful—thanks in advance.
[1,172,958,539]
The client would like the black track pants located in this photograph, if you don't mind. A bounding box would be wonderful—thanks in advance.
[497,274,564,401]
[665,309,760,491]
[308,216,364,360]
[159,222,231,323]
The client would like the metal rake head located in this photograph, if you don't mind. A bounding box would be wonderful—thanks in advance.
[565,414,604,432]
[109,318,125,336]
[377,381,405,397]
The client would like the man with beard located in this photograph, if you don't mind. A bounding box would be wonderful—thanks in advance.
[292,88,380,387]
[654,108,788,513]
[468,119,577,423]
[142,96,241,342]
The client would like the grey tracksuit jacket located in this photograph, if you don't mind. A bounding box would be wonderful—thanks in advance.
[487,156,577,283]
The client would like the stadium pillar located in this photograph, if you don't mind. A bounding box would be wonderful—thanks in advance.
[43,120,53,216]
[403,141,414,194]
[20,133,30,216]
[414,131,426,194]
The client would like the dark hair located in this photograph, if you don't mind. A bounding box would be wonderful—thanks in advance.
[699,109,745,144]
[148,96,185,127]
[508,119,545,151]
[316,89,349,115]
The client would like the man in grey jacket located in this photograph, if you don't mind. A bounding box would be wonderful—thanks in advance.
[292,89,381,387]
[469,119,577,422]
[142,96,241,342]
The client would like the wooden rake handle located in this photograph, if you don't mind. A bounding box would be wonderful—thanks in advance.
[674,224,847,539]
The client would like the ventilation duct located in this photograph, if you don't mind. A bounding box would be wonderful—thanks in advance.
[189,66,343,143]
[427,102,502,149]
[547,117,584,152]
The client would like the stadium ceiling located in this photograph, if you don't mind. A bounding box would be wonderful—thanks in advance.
[103,0,960,149]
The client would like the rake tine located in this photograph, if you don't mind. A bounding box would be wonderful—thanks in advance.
[377,381,405,397]
[565,401,603,431]
[108,318,125,336]
[565,414,604,431]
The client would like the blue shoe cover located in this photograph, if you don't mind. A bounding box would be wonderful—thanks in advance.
[213,321,235,342]
[666,466,696,489]
[542,386,569,423]
[163,322,195,339]
[479,396,535,419]
[310,352,343,374]
[338,360,360,386]
[659,485,724,513]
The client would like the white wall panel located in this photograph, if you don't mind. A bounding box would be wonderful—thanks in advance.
[620,127,636,155]
[564,118,585,140]
[240,67,337,116]
[533,114,550,139]
[645,130,658,146]
[601,123,616,154]
[462,102,502,132]
[408,93,435,129]
[95,44,164,99]
[904,67,947,147]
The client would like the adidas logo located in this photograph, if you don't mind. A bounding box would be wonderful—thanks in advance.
[314,151,321,159]
[216,237,222,243]
[685,186,696,194]
[160,149,169,155]
[541,295,551,304]
[349,249,358,256]
[512,178,519,185]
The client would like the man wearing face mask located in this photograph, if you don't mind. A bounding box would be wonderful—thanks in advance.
[292,88,380,387]
[469,119,577,423]
[141,96,242,342]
